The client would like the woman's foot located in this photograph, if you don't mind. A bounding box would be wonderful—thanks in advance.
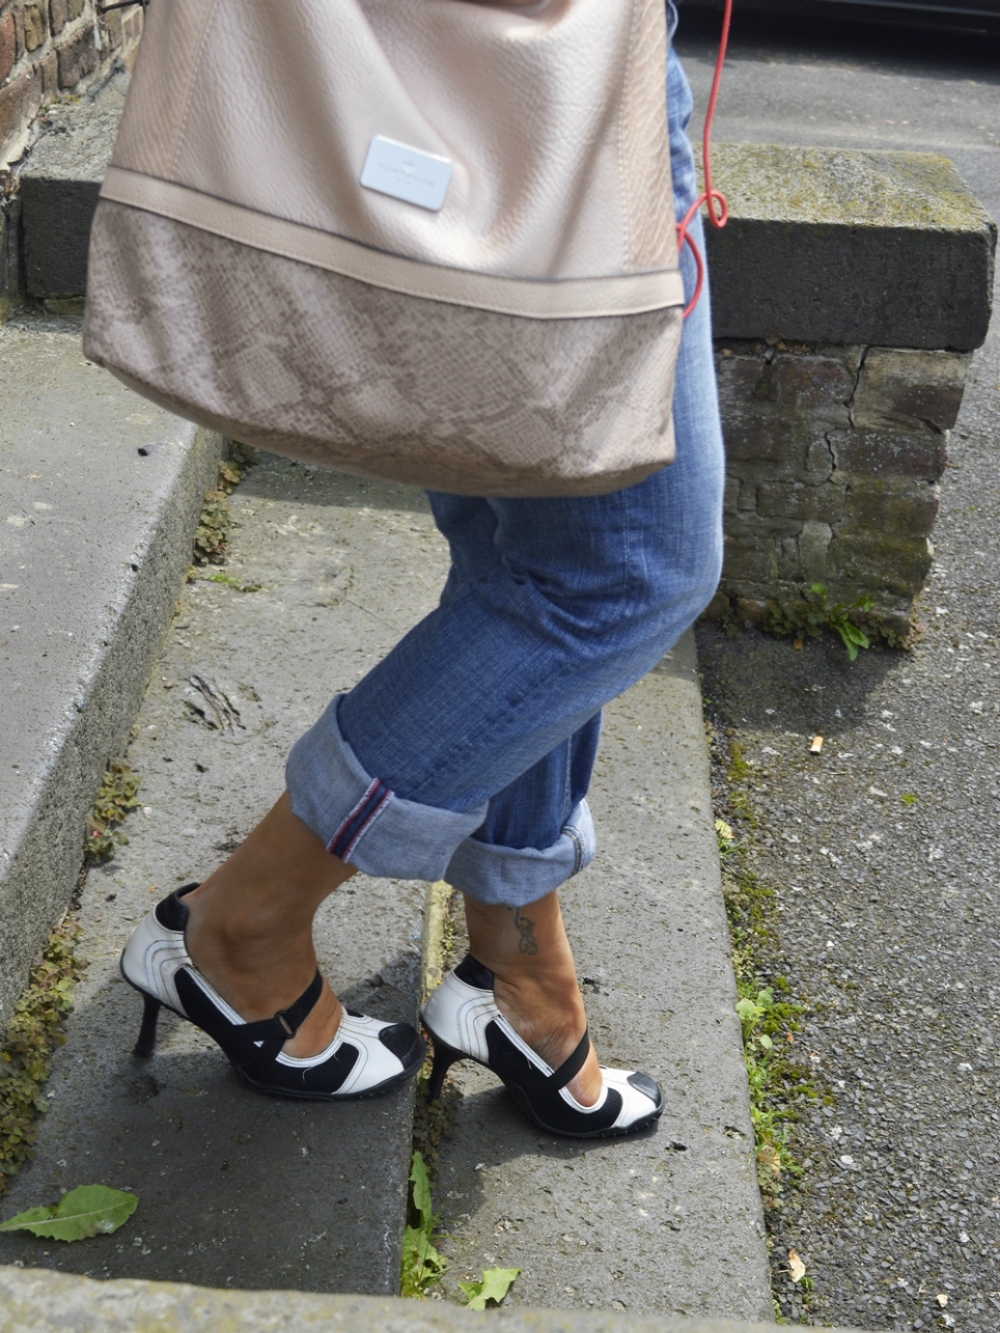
[421,949,662,1137]
[120,792,426,1098]
[464,892,604,1107]
[182,791,356,1057]
[121,882,425,1099]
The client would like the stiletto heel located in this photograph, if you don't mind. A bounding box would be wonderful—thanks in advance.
[133,991,162,1058]
[427,1038,463,1101]
[422,954,664,1140]
[120,884,425,1100]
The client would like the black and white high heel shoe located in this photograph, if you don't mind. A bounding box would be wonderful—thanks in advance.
[120,884,425,1100]
[421,955,663,1139]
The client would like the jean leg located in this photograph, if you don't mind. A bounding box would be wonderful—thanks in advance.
[428,491,603,898]
[441,43,723,904]
[427,492,501,608]
[285,45,724,900]
[444,713,602,903]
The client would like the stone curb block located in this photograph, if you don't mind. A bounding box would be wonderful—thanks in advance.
[0,383,224,1024]
[0,1268,874,1333]
[703,144,996,351]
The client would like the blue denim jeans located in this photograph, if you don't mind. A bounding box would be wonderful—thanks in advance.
[286,26,724,907]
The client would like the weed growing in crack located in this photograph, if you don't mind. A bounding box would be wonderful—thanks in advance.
[400,1150,447,1298]
[403,891,519,1309]
[399,1145,519,1309]
[706,712,825,1322]
[721,841,814,1211]
[0,916,83,1196]
[735,981,809,1198]
[193,446,255,566]
[201,572,262,593]
[413,887,463,1178]
[760,583,881,660]
[84,761,140,862]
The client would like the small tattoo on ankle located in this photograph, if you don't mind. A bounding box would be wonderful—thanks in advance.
[514,909,538,956]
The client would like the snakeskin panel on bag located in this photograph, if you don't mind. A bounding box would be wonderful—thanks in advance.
[86,204,680,497]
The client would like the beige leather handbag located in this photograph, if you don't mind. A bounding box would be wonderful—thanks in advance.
[83,0,683,497]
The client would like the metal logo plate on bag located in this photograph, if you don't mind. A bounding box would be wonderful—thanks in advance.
[360,136,453,212]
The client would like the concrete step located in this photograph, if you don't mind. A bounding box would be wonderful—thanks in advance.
[0,1266,871,1333]
[431,636,771,1322]
[1,433,771,1316]
[0,457,436,1293]
[0,313,224,1029]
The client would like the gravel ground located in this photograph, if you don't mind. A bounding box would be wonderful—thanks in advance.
[686,13,1000,1329]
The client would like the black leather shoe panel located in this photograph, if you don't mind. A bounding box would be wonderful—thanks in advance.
[455,954,495,991]
[485,1021,625,1134]
[176,970,362,1093]
[175,968,237,1044]
[627,1071,663,1108]
[155,885,197,932]
[484,1021,554,1090]
[300,1044,359,1093]
[379,1023,425,1067]
[507,1080,625,1135]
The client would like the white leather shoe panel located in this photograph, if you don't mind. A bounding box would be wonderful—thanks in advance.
[422,971,495,1064]
[601,1067,657,1130]
[121,910,190,1015]
[275,1013,406,1094]
[274,1032,342,1068]
[557,1078,611,1115]
[336,1014,406,1095]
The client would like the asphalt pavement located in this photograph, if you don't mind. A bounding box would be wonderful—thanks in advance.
[677,10,1000,1331]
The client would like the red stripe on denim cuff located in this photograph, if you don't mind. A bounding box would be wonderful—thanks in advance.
[340,788,392,862]
[328,779,379,853]
[329,779,392,860]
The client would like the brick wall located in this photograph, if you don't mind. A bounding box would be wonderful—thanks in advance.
[0,0,142,168]
[709,340,971,640]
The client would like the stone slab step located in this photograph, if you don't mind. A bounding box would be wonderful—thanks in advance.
[0,1266,873,1333]
[0,456,441,1294]
[431,634,772,1323]
[0,314,224,1027]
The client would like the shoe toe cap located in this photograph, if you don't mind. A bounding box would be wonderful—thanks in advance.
[627,1070,664,1111]
[379,1022,426,1072]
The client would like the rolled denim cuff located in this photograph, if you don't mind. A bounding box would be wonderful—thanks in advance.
[444,800,596,908]
[286,696,488,881]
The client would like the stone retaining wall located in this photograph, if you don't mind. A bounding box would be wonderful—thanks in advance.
[0,0,142,314]
[0,0,141,167]
[702,144,994,640]
[709,339,970,639]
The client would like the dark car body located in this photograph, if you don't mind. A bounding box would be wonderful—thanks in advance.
[680,0,1000,34]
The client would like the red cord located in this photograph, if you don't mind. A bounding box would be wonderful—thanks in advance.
[678,0,733,318]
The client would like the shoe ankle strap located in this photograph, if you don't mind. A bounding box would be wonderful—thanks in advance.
[549,1028,591,1091]
[234,970,323,1044]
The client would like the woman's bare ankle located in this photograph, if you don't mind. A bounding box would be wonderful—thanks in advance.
[464,891,603,1105]
[179,791,356,1051]
[183,901,345,1056]
[493,972,585,1059]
